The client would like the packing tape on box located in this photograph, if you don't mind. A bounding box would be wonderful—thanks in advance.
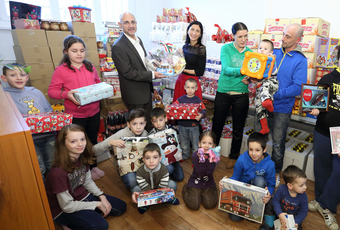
[28,29,36,35]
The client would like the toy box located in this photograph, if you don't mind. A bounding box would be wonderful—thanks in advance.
[166,103,202,120]
[316,38,340,68]
[274,214,297,230]
[137,188,175,207]
[241,52,276,80]
[300,132,313,143]
[299,35,321,53]
[305,150,315,181]
[246,34,261,49]
[291,17,330,38]
[315,67,333,84]
[23,112,73,134]
[14,19,40,29]
[330,127,340,154]
[114,137,149,176]
[286,128,307,140]
[283,140,313,171]
[68,6,92,22]
[148,129,182,165]
[219,178,267,224]
[73,82,113,106]
[261,34,282,49]
[264,18,290,35]
[300,84,330,112]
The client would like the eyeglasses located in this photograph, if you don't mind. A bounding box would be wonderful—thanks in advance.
[123,20,137,25]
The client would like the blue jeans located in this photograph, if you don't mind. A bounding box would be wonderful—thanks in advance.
[55,194,126,230]
[229,176,267,222]
[314,130,340,213]
[132,179,178,193]
[121,172,138,192]
[166,162,184,182]
[212,92,249,159]
[178,125,199,160]
[255,111,291,173]
[34,135,55,177]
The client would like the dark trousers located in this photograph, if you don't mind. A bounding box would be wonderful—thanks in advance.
[55,194,126,230]
[314,130,340,213]
[212,92,249,159]
[182,183,218,210]
[73,112,101,168]
[126,96,152,132]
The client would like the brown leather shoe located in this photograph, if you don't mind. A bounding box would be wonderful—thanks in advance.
[226,158,237,169]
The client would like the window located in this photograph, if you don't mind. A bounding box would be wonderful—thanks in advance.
[5,0,52,19]
[101,0,128,23]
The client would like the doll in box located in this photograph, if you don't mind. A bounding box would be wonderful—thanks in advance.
[241,39,279,134]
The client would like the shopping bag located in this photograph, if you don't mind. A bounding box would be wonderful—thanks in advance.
[148,129,182,165]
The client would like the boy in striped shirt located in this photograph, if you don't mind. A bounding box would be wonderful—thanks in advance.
[131,143,179,214]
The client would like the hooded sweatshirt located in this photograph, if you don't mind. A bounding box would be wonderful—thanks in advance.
[315,68,340,137]
[273,45,307,113]
[230,151,276,195]
[48,63,101,118]
[4,86,54,140]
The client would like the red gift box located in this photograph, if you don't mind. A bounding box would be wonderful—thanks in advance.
[22,112,73,134]
[14,19,40,29]
[166,103,202,120]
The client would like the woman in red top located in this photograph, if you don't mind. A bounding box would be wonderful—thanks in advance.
[173,21,206,102]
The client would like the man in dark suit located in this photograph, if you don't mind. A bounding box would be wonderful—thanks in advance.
[111,12,163,131]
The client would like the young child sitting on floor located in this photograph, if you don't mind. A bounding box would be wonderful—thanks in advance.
[219,132,275,222]
[148,107,184,182]
[131,143,179,214]
[259,165,308,230]
[93,108,148,191]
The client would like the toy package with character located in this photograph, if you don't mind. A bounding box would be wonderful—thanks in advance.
[137,188,175,207]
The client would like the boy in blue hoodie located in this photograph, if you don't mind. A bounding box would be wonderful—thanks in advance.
[220,132,275,222]
[1,63,55,181]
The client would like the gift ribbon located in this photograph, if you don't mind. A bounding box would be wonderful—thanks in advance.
[159,42,173,53]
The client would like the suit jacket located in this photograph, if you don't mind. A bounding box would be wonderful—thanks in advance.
[111,34,153,105]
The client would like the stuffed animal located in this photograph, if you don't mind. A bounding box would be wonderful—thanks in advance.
[52,103,65,112]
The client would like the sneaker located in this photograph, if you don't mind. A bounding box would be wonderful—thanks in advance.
[317,206,339,230]
[275,174,280,188]
[308,200,320,212]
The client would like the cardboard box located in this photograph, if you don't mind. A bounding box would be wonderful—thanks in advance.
[291,17,330,38]
[246,34,261,49]
[264,18,290,35]
[316,38,340,68]
[240,125,254,155]
[266,137,295,157]
[304,52,317,69]
[94,65,100,76]
[53,62,60,69]
[11,29,48,47]
[261,34,282,49]
[29,63,54,80]
[287,127,307,140]
[80,37,98,51]
[73,82,113,106]
[219,178,267,224]
[137,188,175,207]
[49,47,63,63]
[86,51,100,66]
[219,137,232,157]
[13,46,52,64]
[100,95,127,117]
[30,77,52,95]
[67,21,96,37]
[299,35,321,53]
[283,140,313,171]
[14,19,40,29]
[44,95,63,105]
[45,31,72,47]
[305,150,314,181]
[307,68,317,84]
[23,112,73,134]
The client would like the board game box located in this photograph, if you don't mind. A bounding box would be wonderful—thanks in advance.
[137,188,175,207]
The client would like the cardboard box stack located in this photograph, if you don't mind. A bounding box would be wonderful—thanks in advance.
[67,22,100,74]
[11,29,61,104]
[46,30,71,69]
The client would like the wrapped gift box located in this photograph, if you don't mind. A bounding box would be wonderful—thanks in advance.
[114,137,149,176]
[166,103,202,120]
[23,112,73,134]
[14,19,40,29]
[137,188,175,207]
[74,82,113,105]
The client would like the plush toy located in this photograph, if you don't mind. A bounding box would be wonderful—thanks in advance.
[211,24,233,44]
[52,103,65,112]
